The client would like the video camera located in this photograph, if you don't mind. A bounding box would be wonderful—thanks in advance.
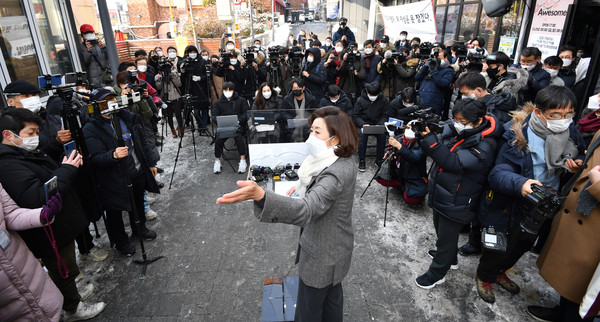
[268,45,283,65]
[383,50,404,66]
[519,185,565,236]
[126,70,147,95]
[343,48,361,70]
[467,44,487,63]
[409,108,443,134]
[289,46,304,76]
[243,46,258,65]
[418,42,434,59]
[220,49,235,67]
[157,57,174,73]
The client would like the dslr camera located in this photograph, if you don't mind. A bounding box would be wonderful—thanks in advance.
[409,108,443,135]
[126,70,147,95]
[519,185,565,236]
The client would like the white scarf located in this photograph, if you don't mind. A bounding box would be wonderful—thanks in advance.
[295,147,339,197]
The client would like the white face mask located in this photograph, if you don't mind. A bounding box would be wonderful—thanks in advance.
[137,65,147,73]
[403,102,414,108]
[325,41,331,46]
[368,94,378,102]
[10,132,39,152]
[84,33,96,41]
[365,48,374,55]
[189,53,197,59]
[330,96,339,103]
[305,135,333,157]
[399,36,406,41]
[335,46,343,53]
[562,58,572,67]
[306,55,314,63]
[380,43,387,49]
[454,121,473,133]
[157,51,163,57]
[466,93,478,100]
[521,63,535,71]
[440,59,450,68]
[19,96,42,113]
[230,59,238,65]
[545,117,572,133]
[227,44,235,51]
[263,91,272,99]
[168,52,177,59]
[224,91,233,99]
[404,128,416,140]
[544,68,558,78]
[202,55,209,60]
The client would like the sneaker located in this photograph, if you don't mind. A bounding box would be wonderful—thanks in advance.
[238,160,247,173]
[527,305,560,322]
[144,209,157,221]
[75,272,84,283]
[476,276,495,303]
[115,242,136,256]
[496,273,520,294]
[80,247,108,262]
[146,195,156,205]
[458,242,482,256]
[358,159,366,172]
[132,228,157,241]
[79,283,94,301]
[427,250,458,270]
[214,160,222,174]
[63,301,106,322]
[415,273,445,289]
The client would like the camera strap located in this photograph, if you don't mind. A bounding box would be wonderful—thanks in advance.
[90,51,107,71]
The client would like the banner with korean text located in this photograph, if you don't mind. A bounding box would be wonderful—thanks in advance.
[379,0,437,43]
[526,0,574,59]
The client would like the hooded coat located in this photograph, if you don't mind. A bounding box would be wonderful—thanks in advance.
[351,91,389,127]
[419,114,504,224]
[0,184,63,322]
[302,48,328,101]
[212,91,250,126]
[478,92,518,124]
[319,91,353,115]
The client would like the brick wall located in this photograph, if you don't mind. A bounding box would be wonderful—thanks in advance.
[116,38,243,62]
[127,0,173,38]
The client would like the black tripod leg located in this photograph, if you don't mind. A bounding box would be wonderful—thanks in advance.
[360,163,383,198]
[168,134,185,189]
[93,221,100,238]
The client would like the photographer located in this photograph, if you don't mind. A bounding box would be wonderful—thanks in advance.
[415,99,503,290]
[387,87,423,123]
[302,48,328,101]
[376,35,391,57]
[0,107,106,320]
[215,41,243,91]
[474,86,585,304]
[280,78,319,142]
[181,45,211,128]
[136,56,156,89]
[415,48,455,116]
[351,82,389,171]
[377,49,419,101]
[83,89,160,256]
[134,49,156,75]
[323,41,343,86]
[321,37,334,53]
[360,40,382,87]
[155,55,184,138]
[387,120,428,205]
[266,46,290,96]
[211,82,249,174]
[332,17,355,48]
[240,47,268,105]
[209,54,224,107]
[338,42,365,103]
[456,72,517,124]
[320,85,353,114]
[78,24,110,86]
[514,47,551,103]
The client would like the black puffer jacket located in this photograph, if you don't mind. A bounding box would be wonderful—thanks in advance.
[0,144,87,258]
[302,48,328,101]
[351,91,389,126]
[212,91,250,126]
[419,114,503,224]
[319,91,353,115]
[83,110,159,212]
[387,97,425,123]
[478,92,517,124]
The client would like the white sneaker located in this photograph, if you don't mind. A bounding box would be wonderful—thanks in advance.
[214,160,222,174]
[75,272,84,283]
[64,301,105,322]
[145,209,157,221]
[238,160,247,174]
[80,247,108,262]
[79,283,94,301]
[146,195,156,205]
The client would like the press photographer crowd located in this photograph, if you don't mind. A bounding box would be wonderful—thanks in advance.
[1,17,600,322]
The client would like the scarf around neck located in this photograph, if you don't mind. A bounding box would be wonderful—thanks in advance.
[295,147,339,197]
[364,52,375,68]
[528,112,579,175]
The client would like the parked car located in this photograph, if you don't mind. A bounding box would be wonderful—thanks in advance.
[299,13,306,24]
[307,13,314,22]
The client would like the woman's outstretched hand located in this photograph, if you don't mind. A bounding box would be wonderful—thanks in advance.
[216,180,266,204]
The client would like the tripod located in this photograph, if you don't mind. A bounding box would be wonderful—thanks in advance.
[111,112,164,278]
[360,147,395,227]
[169,94,198,189]
[340,58,359,104]
[158,63,183,151]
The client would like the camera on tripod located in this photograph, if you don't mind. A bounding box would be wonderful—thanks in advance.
[408,108,443,134]
[268,46,283,65]
[466,44,487,63]
[343,49,361,70]
[243,47,258,66]
[453,41,468,60]
[157,58,174,72]
[220,49,235,67]
[418,42,434,59]
[519,185,565,236]
[383,50,403,66]
[289,46,304,76]
[126,70,147,95]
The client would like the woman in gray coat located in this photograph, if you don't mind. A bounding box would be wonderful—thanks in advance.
[217,106,359,322]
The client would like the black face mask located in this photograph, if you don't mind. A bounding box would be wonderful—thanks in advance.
[487,67,499,78]
[293,89,303,97]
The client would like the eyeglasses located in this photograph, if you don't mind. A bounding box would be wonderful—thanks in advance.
[544,112,574,120]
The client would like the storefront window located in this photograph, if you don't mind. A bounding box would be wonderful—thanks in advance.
[445,5,459,42]
[499,0,525,57]
[458,3,479,42]
[435,6,446,39]
[479,14,499,52]
[33,0,75,74]
[0,0,43,85]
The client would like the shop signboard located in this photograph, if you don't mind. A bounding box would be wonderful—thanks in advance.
[526,0,573,59]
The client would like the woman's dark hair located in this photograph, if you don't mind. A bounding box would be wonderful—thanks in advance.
[223,81,235,91]
[255,82,271,110]
[400,87,417,103]
[153,46,163,52]
[118,61,135,72]
[535,85,577,112]
[309,106,359,158]
[116,71,130,85]
[470,36,485,48]
[453,98,486,124]
[0,107,42,135]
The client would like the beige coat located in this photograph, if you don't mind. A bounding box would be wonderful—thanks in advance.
[538,130,600,303]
